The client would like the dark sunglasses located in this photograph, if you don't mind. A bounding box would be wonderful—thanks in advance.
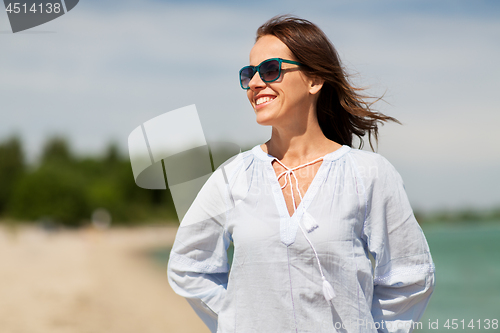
[239,58,303,90]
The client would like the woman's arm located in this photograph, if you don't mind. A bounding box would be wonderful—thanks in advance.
[362,156,435,333]
[167,168,233,332]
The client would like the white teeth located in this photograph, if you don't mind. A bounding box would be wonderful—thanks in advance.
[256,96,275,105]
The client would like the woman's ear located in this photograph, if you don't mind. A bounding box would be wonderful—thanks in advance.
[309,76,324,95]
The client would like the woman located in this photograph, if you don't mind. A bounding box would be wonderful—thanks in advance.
[168,15,435,333]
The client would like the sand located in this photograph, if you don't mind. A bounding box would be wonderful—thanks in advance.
[0,224,210,333]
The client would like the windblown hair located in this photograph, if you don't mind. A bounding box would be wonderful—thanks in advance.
[256,15,400,150]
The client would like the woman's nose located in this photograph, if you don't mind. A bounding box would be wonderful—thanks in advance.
[248,72,266,91]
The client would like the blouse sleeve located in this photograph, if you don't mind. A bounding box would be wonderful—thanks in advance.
[167,167,233,333]
[361,156,435,333]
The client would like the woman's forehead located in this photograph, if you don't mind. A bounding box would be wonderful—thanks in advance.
[249,35,294,65]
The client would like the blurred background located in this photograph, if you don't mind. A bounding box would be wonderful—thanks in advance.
[0,0,499,332]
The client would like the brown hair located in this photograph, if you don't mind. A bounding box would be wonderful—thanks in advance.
[256,15,400,150]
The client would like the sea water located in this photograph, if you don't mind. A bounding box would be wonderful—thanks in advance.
[416,223,500,332]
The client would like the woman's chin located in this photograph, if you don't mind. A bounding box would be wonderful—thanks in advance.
[255,115,274,126]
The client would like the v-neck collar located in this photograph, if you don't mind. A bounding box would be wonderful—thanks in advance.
[252,144,351,246]
[252,144,351,163]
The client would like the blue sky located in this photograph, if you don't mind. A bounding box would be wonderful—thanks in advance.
[1,0,499,211]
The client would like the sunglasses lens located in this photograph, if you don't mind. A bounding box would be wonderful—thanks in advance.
[240,67,254,89]
[260,60,280,82]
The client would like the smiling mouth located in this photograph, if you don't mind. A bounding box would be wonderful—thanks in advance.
[255,96,276,106]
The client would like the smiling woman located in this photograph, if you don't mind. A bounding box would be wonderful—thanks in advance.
[246,36,323,133]
[251,16,399,150]
[167,15,435,333]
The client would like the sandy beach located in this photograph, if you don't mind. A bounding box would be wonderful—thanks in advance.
[0,224,210,333]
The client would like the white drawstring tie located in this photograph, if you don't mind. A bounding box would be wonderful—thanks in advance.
[273,156,336,302]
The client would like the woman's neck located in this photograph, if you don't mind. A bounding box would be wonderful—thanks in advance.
[261,121,342,165]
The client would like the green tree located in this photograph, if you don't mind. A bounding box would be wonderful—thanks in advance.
[0,136,25,215]
[8,137,87,226]
[104,142,120,164]
[8,164,89,226]
[41,136,72,165]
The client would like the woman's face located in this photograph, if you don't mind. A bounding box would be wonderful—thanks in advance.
[247,35,320,129]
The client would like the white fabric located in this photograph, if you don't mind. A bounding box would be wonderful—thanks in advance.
[167,145,435,333]
[274,155,335,302]
[274,155,323,213]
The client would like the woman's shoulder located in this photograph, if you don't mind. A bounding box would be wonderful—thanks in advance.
[200,146,259,193]
[181,149,256,223]
[344,147,401,182]
[345,147,394,167]
[215,147,257,177]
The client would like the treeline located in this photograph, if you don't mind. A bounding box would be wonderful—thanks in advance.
[1,136,498,227]
[414,208,500,225]
[0,136,177,227]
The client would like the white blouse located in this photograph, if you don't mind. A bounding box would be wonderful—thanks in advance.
[167,145,435,333]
